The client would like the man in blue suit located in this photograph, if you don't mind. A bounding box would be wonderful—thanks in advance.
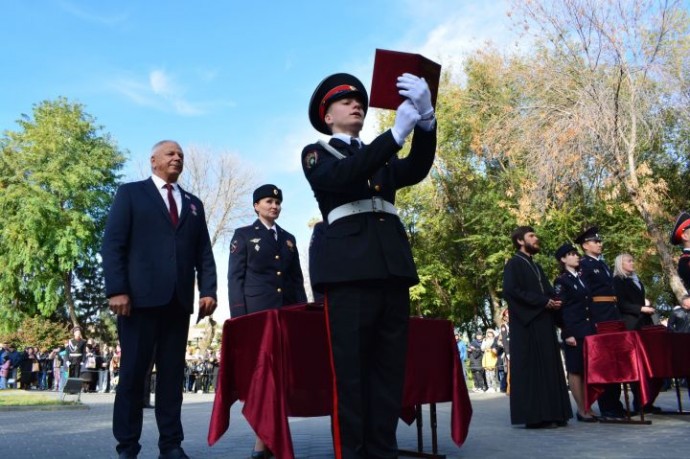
[102,140,217,459]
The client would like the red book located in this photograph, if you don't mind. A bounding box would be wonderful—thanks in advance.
[369,49,442,110]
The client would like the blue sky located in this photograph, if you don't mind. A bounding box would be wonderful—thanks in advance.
[1,0,512,321]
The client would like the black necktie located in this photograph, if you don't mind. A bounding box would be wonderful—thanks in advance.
[164,184,178,226]
[351,137,362,150]
[270,228,277,241]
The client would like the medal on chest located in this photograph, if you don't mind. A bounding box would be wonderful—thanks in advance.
[250,238,261,252]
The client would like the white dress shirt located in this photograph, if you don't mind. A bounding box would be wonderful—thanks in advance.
[151,174,181,217]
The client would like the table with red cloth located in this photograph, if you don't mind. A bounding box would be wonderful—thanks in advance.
[207,304,472,459]
[584,328,690,409]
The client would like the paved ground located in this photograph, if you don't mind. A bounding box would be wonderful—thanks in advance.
[1,388,688,458]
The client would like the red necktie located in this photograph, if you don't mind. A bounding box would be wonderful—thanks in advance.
[164,184,179,226]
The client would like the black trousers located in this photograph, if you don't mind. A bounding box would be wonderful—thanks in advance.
[113,300,190,456]
[597,383,624,415]
[325,283,410,459]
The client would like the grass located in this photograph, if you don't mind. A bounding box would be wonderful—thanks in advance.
[0,389,81,407]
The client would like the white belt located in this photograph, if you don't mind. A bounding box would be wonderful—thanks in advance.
[327,197,398,224]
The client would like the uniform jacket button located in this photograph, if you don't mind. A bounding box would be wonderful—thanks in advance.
[374,185,381,192]
[277,288,282,293]
[275,255,280,260]
[277,271,282,276]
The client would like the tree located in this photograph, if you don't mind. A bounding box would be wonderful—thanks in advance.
[179,145,256,249]
[0,98,125,332]
[0,315,70,351]
[502,0,690,301]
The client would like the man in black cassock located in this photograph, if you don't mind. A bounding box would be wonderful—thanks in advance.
[502,226,573,428]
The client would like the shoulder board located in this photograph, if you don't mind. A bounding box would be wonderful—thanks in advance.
[317,139,346,159]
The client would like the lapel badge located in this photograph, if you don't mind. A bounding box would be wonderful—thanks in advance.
[190,203,198,216]
[250,238,261,252]
[185,194,191,200]
[593,269,599,274]
[286,239,295,252]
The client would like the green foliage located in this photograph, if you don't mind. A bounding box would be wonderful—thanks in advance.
[0,98,126,332]
[0,316,70,351]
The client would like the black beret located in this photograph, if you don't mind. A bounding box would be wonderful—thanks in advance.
[253,184,282,204]
[308,73,368,135]
[555,243,578,261]
[671,211,690,245]
[574,227,601,245]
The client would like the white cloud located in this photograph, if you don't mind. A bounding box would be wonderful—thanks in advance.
[58,0,128,26]
[110,69,235,116]
[395,0,517,80]
[149,70,176,96]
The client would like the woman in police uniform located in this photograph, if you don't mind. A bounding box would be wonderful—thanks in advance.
[228,184,307,318]
[227,184,307,458]
[553,243,597,422]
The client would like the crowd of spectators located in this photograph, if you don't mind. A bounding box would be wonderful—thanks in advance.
[0,339,221,395]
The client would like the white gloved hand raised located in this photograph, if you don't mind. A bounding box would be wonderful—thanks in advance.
[391,99,420,146]
[397,73,433,117]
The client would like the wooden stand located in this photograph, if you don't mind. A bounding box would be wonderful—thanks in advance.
[657,378,690,415]
[597,383,650,425]
[398,404,446,459]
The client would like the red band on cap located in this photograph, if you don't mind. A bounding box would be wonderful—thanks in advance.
[675,219,690,243]
[319,85,358,120]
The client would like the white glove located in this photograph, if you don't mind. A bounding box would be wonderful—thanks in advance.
[397,73,433,117]
[391,99,420,145]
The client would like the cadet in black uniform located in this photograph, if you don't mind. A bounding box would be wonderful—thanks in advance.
[553,243,597,422]
[302,72,436,458]
[228,184,307,319]
[67,326,85,378]
[575,226,625,418]
[671,211,690,290]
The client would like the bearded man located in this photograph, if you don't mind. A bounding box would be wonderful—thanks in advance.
[502,226,572,428]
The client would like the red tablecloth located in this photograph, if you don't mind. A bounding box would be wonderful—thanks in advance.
[584,329,690,408]
[207,304,472,459]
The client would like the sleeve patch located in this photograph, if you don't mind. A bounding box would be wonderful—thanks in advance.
[304,150,319,170]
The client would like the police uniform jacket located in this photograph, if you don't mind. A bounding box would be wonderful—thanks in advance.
[554,271,595,339]
[301,127,436,291]
[228,219,307,317]
[578,255,621,323]
[677,248,690,292]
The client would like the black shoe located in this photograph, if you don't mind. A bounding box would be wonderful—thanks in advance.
[525,421,557,429]
[576,413,598,423]
[250,449,273,459]
[642,404,662,414]
[158,447,189,459]
[600,410,626,419]
[119,454,137,459]
[554,420,568,427]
